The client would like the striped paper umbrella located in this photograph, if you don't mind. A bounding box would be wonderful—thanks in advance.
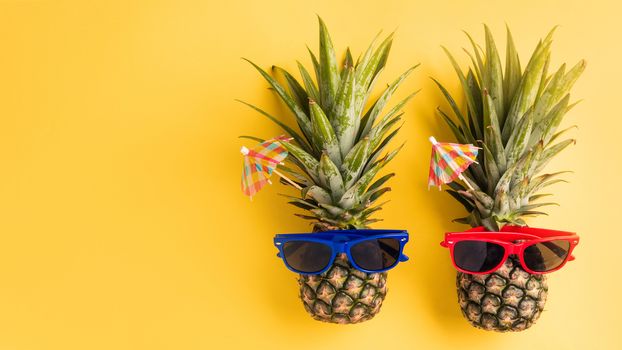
[428,136,479,190]
[240,136,301,199]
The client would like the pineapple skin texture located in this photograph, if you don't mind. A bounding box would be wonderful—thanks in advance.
[456,256,548,332]
[298,254,387,324]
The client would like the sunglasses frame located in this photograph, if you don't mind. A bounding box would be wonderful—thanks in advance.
[274,229,409,275]
[441,226,580,275]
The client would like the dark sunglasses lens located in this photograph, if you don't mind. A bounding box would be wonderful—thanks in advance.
[454,240,505,273]
[282,241,332,273]
[523,240,570,272]
[350,238,401,271]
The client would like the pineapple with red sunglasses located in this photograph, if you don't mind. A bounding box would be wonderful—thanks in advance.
[432,26,584,332]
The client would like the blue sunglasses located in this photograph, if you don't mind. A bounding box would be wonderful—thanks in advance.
[273,229,410,274]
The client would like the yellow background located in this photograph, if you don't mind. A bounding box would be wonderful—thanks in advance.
[0,0,620,349]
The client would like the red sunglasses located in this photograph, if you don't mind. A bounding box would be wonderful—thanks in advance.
[441,226,580,275]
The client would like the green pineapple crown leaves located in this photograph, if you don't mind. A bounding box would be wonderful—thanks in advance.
[240,17,418,231]
[435,25,585,231]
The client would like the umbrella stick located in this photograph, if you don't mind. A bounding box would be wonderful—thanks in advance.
[273,169,303,190]
[458,173,475,191]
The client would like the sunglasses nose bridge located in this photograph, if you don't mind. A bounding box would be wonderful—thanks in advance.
[334,243,347,254]
[508,244,521,255]
[331,235,350,254]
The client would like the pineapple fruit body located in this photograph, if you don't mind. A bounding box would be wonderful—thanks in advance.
[243,17,415,324]
[457,257,548,331]
[299,254,387,324]
[436,26,583,331]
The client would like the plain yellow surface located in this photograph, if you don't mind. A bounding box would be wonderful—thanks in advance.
[0,0,620,349]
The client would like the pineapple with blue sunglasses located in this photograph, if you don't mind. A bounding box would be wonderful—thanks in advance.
[240,17,416,323]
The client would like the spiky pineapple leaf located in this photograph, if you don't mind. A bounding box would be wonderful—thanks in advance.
[297,61,319,102]
[354,34,394,116]
[331,66,358,155]
[447,190,475,211]
[368,173,395,192]
[318,17,340,111]
[483,25,505,118]
[442,46,483,140]
[432,78,475,143]
[243,58,313,142]
[502,38,552,141]
[503,26,521,116]
[236,99,311,153]
[309,99,341,166]
[305,185,332,205]
[238,135,264,143]
[280,141,319,183]
[341,138,371,188]
[272,66,310,115]
[505,107,534,164]
[359,65,418,139]
[318,152,345,201]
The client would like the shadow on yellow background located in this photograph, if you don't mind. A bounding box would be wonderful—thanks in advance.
[0,0,619,349]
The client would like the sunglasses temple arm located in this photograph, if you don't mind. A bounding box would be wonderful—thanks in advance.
[568,254,576,261]
[400,254,409,262]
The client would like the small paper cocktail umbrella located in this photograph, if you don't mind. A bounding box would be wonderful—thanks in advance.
[428,136,479,191]
[240,136,302,199]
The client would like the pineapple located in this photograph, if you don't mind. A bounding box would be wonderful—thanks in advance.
[240,17,417,323]
[435,26,585,331]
